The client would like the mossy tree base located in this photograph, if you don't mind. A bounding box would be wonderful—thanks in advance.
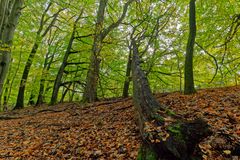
[131,39,212,160]
[137,118,211,160]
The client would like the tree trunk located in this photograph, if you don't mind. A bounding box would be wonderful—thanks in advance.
[36,78,45,105]
[60,83,71,103]
[7,45,23,104]
[122,50,132,98]
[50,14,82,105]
[15,41,40,109]
[184,0,196,95]
[82,0,107,103]
[132,39,212,160]
[175,52,182,93]
[0,0,23,106]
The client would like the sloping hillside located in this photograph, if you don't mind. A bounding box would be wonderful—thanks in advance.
[0,86,239,159]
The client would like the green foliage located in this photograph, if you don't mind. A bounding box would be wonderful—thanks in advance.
[1,0,240,106]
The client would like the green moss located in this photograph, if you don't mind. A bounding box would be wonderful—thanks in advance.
[151,113,164,124]
[167,123,183,141]
[137,145,158,160]
[166,109,176,116]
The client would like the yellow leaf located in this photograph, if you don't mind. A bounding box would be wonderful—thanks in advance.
[223,150,231,155]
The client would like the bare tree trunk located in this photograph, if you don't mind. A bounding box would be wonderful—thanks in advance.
[0,0,23,106]
[184,0,196,94]
[132,39,211,160]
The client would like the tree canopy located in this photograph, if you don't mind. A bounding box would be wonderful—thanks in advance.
[0,0,238,107]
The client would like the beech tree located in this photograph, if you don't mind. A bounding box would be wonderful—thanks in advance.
[184,0,196,94]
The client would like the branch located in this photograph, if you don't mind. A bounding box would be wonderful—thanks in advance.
[37,2,53,34]
[66,62,88,65]
[74,33,94,39]
[60,80,85,87]
[41,8,65,37]
[102,0,135,39]
[195,42,218,84]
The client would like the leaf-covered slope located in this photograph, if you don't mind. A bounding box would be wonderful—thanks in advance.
[0,86,239,159]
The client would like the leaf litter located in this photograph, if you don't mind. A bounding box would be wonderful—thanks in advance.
[0,86,239,159]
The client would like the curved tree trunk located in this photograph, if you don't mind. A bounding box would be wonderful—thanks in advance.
[132,39,212,160]
[184,0,196,95]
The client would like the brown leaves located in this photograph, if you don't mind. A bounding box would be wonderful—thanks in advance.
[157,86,240,159]
[0,101,140,159]
[0,86,239,159]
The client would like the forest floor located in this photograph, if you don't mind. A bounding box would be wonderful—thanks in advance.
[0,86,239,160]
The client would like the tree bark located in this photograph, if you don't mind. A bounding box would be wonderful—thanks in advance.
[0,0,23,106]
[184,0,196,95]
[82,0,107,103]
[132,39,212,160]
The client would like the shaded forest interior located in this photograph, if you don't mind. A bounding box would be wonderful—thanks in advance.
[0,0,240,159]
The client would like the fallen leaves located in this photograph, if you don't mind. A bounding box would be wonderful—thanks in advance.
[0,86,239,159]
[157,86,240,159]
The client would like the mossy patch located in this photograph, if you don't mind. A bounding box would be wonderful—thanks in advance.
[137,145,158,160]
[151,113,164,124]
[167,123,184,141]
